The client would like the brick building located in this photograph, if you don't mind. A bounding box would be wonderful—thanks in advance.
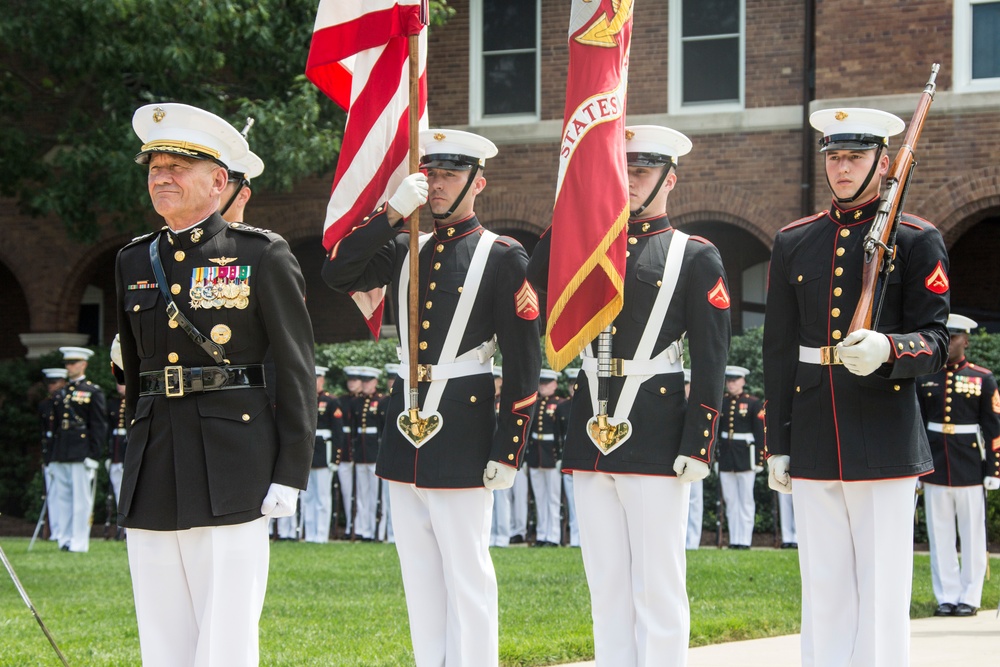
[2,0,998,360]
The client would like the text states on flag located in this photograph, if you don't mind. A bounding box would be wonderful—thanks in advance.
[544,0,632,371]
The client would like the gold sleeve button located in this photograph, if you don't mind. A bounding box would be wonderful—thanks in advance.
[508,454,515,461]
[242,414,250,422]
[513,436,519,443]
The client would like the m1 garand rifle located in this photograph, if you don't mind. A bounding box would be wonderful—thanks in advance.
[848,64,939,334]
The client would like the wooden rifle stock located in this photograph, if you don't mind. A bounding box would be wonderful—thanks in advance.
[848,63,939,334]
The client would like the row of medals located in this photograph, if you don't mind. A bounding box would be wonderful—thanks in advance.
[190,281,250,310]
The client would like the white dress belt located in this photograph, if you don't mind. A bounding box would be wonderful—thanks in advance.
[315,429,332,438]
[927,422,978,434]
[531,433,555,441]
[799,345,843,365]
[361,427,378,435]
[721,432,754,442]
[113,428,127,436]
[580,347,684,377]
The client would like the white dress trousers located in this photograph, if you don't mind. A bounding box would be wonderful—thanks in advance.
[49,461,94,552]
[563,472,580,547]
[355,462,378,539]
[44,466,63,542]
[301,467,334,543]
[529,467,562,544]
[794,477,916,667]
[126,517,270,667]
[686,479,703,549]
[109,462,125,506]
[510,462,529,539]
[574,471,691,667]
[778,491,797,544]
[490,487,512,547]
[720,470,756,547]
[389,482,498,667]
[924,483,987,608]
[337,461,354,535]
[378,479,394,543]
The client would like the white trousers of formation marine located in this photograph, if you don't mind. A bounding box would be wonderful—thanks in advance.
[389,482,498,667]
[127,517,269,667]
[794,477,916,667]
[529,467,562,544]
[490,487,512,547]
[302,467,334,543]
[563,472,580,547]
[686,479,703,549]
[720,470,756,547]
[355,462,378,540]
[924,483,987,608]
[510,462,529,540]
[337,462,354,535]
[49,461,94,552]
[574,471,690,667]
[778,490,797,544]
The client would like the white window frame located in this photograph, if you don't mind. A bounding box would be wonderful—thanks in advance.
[469,0,541,125]
[953,0,1000,93]
[668,0,745,115]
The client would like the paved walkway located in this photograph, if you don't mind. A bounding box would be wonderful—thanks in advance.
[560,610,1000,666]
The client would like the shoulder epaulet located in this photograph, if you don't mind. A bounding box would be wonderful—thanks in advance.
[227,222,274,236]
[688,235,714,246]
[899,213,935,231]
[779,211,826,233]
[121,228,163,250]
[968,362,994,375]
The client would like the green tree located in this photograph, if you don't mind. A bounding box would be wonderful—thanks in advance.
[0,0,453,241]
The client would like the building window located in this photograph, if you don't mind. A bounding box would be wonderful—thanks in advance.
[669,0,745,113]
[470,0,540,123]
[954,0,1000,92]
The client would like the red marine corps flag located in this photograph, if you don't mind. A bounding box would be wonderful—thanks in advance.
[306,0,428,337]
[545,0,633,370]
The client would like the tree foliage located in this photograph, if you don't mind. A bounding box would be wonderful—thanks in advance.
[0,0,453,241]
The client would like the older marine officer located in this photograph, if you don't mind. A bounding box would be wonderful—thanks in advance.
[116,103,315,666]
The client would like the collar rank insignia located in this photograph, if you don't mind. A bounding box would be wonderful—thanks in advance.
[190,228,204,243]
[209,257,238,266]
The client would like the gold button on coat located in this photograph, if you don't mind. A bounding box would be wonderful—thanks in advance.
[242,414,250,422]
[832,330,842,340]
[170,284,181,295]
[174,251,186,262]
[168,352,179,363]
[834,287,843,297]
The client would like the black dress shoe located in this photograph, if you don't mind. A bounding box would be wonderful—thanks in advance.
[934,603,956,616]
[953,603,978,617]
[509,535,524,544]
[781,542,798,549]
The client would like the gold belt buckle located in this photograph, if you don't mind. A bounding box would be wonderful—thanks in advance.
[941,423,955,435]
[164,365,185,398]
[416,364,432,382]
[820,346,842,366]
[610,358,625,377]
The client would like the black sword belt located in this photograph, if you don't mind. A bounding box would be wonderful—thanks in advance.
[139,365,266,397]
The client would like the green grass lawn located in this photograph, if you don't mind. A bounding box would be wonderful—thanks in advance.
[0,538,996,666]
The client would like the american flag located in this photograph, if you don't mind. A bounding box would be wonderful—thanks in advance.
[306,0,428,336]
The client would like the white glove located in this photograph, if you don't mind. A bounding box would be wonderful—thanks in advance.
[260,483,300,518]
[985,476,1000,491]
[328,463,339,473]
[915,478,923,492]
[837,329,890,376]
[555,459,562,472]
[673,456,710,482]
[104,459,111,472]
[768,455,792,494]
[110,334,123,370]
[83,457,99,471]
[387,172,428,218]
[483,461,517,490]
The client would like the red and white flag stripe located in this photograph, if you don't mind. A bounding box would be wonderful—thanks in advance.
[306,0,427,333]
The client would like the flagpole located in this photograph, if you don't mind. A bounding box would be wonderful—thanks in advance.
[405,33,422,430]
